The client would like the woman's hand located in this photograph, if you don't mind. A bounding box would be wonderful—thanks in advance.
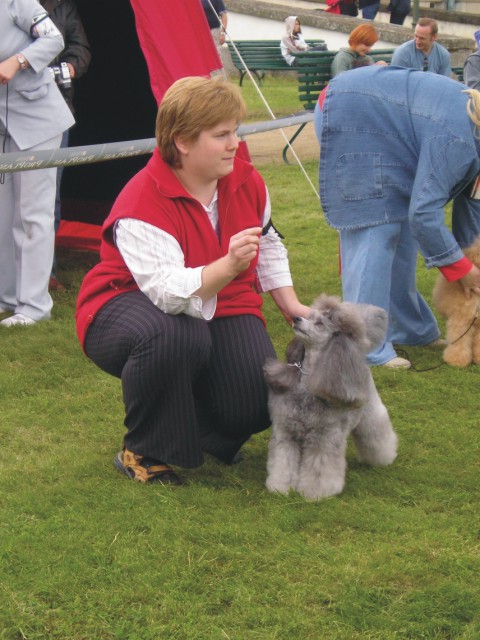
[193,227,262,303]
[225,227,262,276]
[269,287,312,325]
[0,56,22,85]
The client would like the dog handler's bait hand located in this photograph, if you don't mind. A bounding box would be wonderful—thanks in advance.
[459,264,480,300]
[225,227,262,275]
[194,227,262,303]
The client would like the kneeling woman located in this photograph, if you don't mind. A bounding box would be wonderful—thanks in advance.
[76,77,311,486]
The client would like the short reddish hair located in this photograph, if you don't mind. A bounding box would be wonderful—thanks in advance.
[348,24,379,48]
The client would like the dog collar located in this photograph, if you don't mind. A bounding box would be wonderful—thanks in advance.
[287,361,309,375]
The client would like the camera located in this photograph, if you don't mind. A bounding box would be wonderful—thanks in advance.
[49,62,72,90]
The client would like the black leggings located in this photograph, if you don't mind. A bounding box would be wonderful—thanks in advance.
[85,291,276,467]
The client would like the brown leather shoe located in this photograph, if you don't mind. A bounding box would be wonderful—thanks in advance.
[114,448,183,485]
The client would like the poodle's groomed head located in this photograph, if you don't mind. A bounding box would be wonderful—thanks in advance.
[290,295,387,353]
[289,295,387,408]
[264,295,388,407]
[294,295,370,352]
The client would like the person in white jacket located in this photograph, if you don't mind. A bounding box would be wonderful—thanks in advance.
[280,16,309,66]
[0,0,75,326]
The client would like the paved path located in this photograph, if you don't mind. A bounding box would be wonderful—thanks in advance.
[244,122,319,165]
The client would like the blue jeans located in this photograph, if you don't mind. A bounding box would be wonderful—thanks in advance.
[362,2,380,19]
[339,220,440,365]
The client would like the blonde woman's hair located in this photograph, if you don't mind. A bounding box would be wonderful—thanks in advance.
[156,76,247,167]
[465,88,480,131]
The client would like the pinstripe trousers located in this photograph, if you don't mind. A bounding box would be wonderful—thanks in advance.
[84,291,276,468]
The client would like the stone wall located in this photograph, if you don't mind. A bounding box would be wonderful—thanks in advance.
[224,0,475,67]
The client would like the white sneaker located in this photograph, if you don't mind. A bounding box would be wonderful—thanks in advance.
[0,313,36,327]
[383,356,411,369]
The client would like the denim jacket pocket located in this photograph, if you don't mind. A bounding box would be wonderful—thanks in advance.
[336,153,383,201]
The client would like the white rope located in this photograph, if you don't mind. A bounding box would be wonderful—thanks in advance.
[205,0,320,201]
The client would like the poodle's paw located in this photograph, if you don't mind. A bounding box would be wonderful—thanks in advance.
[296,476,345,500]
[266,476,292,495]
[356,430,398,467]
[443,345,473,368]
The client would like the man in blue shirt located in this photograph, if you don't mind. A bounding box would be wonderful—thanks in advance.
[391,18,451,76]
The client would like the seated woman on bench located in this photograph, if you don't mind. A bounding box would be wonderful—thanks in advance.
[331,25,388,77]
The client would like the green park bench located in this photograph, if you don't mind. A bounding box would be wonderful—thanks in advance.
[452,66,464,82]
[227,39,327,86]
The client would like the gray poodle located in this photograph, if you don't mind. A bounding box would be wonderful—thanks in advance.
[264,295,398,500]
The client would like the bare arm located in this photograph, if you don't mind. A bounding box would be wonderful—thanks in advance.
[219,11,228,45]
[269,287,311,324]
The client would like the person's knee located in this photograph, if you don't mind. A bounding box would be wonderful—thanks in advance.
[134,314,211,369]
[218,401,271,439]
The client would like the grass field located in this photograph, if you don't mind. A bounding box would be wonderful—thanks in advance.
[1,77,479,639]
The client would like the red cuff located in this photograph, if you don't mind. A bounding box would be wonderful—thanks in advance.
[438,256,472,282]
[318,85,328,110]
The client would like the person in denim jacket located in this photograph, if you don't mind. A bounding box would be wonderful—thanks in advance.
[314,65,480,368]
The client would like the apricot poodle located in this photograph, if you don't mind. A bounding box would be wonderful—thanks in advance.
[432,236,480,367]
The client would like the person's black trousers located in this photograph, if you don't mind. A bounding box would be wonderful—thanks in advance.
[85,291,276,467]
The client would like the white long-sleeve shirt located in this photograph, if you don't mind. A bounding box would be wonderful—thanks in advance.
[114,188,293,320]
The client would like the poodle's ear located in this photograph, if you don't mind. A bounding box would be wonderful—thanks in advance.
[285,337,305,365]
[305,334,370,408]
[264,358,300,394]
[343,302,388,351]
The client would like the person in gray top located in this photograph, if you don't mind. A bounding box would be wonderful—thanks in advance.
[464,45,480,91]
[331,24,386,77]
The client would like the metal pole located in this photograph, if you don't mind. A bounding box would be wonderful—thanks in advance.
[412,0,419,28]
[0,112,315,173]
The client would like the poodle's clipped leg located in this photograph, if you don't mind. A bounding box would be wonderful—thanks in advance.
[266,431,301,495]
[295,432,348,500]
[352,393,397,466]
[443,313,475,367]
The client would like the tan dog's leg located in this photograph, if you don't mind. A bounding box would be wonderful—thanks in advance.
[472,324,480,365]
[443,311,475,367]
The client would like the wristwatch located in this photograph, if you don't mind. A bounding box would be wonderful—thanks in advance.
[16,54,28,70]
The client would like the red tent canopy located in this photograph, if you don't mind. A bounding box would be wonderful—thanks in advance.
[58,0,224,251]
[130,0,222,103]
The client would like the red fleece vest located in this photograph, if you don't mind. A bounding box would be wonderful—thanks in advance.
[76,149,267,349]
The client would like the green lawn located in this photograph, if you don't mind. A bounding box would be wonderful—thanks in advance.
[1,78,479,639]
